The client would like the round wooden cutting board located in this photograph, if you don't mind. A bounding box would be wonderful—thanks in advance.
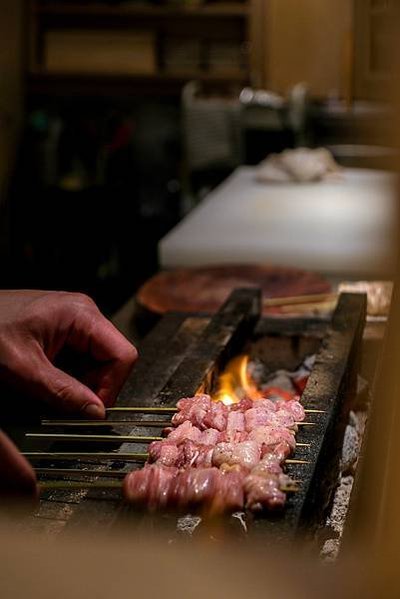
[137,265,331,316]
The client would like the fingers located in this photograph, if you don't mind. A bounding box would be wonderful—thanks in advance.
[32,357,107,418]
[88,317,138,405]
[0,292,137,417]
[65,306,138,407]
[80,362,130,408]
[7,347,106,419]
[0,430,37,497]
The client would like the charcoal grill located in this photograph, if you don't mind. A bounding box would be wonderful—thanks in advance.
[19,288,366,541]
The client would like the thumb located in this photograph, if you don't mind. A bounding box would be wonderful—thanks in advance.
[0,430,37,497]
[30,357,106,419]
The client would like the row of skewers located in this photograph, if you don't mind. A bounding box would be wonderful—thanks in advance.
[23,397,324,512]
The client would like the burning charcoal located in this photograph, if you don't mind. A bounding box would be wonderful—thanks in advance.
[263,371,294,393]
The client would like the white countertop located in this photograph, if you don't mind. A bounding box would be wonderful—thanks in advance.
[159,167,397,276]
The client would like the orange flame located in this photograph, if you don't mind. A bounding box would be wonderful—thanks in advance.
[212,355,262,405]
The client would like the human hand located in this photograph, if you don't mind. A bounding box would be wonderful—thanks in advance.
[0,430,37,497]
[0,290,138,494]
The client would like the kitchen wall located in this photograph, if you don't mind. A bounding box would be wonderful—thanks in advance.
[265,0,353,98]
[0,0,24,201]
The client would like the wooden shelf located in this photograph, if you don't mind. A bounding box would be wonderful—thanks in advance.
[27,1,264,97]
[28,69,248,97]
[34,2,249,19]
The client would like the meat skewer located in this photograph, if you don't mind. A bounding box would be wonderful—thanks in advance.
[23,451,309,465]
[25,431,311,448]
[22,451,149,461]
[25,433,163,443]
[123,462,298,512]
[38,476,301,497]
[31,391,312,510]
[39,419,315,428]
[121,393,311,513]
[104,407,325,414]
[32,362,316,512]
[169,394,306,432]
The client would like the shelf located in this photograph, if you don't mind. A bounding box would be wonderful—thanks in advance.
[28,1,259,97]
[34,2,249,19]
[28,69,248,97]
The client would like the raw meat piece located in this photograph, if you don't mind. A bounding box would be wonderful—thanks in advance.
[249,426,296,451]
[275,399,305,422]
[226,411,246,433]
[245,472,289,511]
[212,440,261,471]
[124,465,244,513]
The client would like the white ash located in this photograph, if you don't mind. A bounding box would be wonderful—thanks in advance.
[176,514,202,535]
[302,354,316,371]
[320,538,340,562]
[247,359,267,384]
[321,385,370,561]
[262,371,293,392]
[355,375,370,410]
[321,476,354,561]
[232,511,248,533]
[249,354,316,391]
[326,475,354,535]
[341,424,359,474]
[341,410,367,474]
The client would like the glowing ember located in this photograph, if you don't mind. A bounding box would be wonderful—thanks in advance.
[213,355,263,405]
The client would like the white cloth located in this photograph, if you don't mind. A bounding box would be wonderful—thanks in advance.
[256,148,340,183]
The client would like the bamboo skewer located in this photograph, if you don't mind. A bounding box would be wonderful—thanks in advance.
[41,412,324,427]
[22,452,309,465]
[39,480,123,491]
[40,419,170,427]
[106,406,325,414]
[26,433,162,443]
[26,432,311,446]
[106,407,177,414]
[38,479,300,493]
[35,468,128,478]
[22,452,148,461]
[35,467,304,487]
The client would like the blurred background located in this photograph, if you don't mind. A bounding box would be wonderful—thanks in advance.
[0,0,396,316]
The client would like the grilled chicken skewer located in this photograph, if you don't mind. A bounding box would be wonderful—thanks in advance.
[26,433,163,443]
[29,391,317,511]
[22,451,149,461]
[105,407,325,414]
[38,479,301,493]
[22,451,309,465]
[40,419,172,427]
[35,467,128,477]
[40,419,316,428]
[26,432,311,447]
